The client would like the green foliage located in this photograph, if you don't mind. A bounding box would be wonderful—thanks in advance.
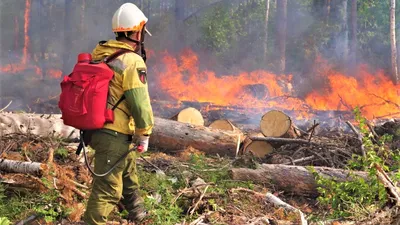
[199,4,241,55]
[139,170,184,225]
[0,180,70,223]
[55,147,69,160]
[0,217,10,225]
[311,107,398,220]
[0,184,33,221]
[32,187,70,223]
[138,153,254,224]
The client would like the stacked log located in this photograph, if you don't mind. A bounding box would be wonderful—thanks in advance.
[170,107,205,126]
[242,110,302,157]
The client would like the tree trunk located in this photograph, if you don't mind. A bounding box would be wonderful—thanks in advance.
[390,0,399,84]
[62,0,73,75]
[325,0,331,22]
[229,164,368,197]
[39,0,47,79]
[150,117,242,156]
[263,0,270,61]
[276,0,287,74]
[337,0,348,62]
[174,0,186,51]
[349,0,357,68]
[0,113,242,157]
[0,159,45,176]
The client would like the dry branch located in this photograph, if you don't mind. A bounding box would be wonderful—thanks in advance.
[346,121,366,158]
[0,100,12,112]
[249,136,317,145]
[265,193,307,225]
[375,164,400,206]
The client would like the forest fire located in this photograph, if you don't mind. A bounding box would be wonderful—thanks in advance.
[0,0,62,79]
[1,0,398,123]
[155,49,399,121]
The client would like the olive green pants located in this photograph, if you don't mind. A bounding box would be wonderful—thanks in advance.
[83,129,141,225]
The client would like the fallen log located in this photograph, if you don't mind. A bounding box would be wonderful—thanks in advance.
[242,133,274,157]
[0,159,46,176]
[209,119,237,131]
[260,110,300,138]
[151,117,242,156]
[170,107,205,126]
[0,112,79,140]
[229,164,368,197]
[0,113,242,156]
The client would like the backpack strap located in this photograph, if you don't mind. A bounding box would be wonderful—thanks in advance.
[104,49,134,110]
[104,49,134,63]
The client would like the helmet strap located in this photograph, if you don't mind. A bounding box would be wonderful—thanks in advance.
[124,26,147,62]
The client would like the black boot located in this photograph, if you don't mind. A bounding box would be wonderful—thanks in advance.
[122,190,148,224]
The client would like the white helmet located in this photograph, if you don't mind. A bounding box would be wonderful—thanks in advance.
[112,3,151,36]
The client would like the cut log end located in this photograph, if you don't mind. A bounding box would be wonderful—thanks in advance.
[209,119,236,131]
[244,140,274,158]
[260,110,296,138]
[171,107,205,126]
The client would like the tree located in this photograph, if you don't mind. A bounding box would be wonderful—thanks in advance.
[62,0,73,75]
[349,0,357,68]
[263,0,270,62]
[339,0,348,62]
[276,0,287,74]
[390,0,399,83]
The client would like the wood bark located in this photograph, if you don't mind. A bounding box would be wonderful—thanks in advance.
[390,0,399,84]
[229,164,368,197]
[263,0,270,61]
[276,0,287,74]
[150,117,242,156]
[0,113,241,157]
[0,159,46,176]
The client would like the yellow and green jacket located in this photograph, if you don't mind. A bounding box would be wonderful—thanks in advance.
[91,40,154,136]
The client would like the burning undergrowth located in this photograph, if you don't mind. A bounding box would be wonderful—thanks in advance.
[151,49,399,124]
[1,46,399,129]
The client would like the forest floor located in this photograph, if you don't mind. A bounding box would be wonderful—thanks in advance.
[0,118,400,225]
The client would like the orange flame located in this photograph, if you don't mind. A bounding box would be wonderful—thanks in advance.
[156,49,400,120]
[305,65,399,119]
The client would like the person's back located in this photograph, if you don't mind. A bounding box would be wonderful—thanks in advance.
[91,39,153,136]
[83,3,154,225]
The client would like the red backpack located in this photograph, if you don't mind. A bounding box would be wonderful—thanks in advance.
[58,49,132,130]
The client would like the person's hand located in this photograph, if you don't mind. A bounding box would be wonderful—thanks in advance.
[137,135,149,153]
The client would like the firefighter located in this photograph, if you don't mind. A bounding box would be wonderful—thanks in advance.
[83,3,154,225]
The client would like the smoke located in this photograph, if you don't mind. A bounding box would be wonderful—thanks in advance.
[0,0,397,124]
